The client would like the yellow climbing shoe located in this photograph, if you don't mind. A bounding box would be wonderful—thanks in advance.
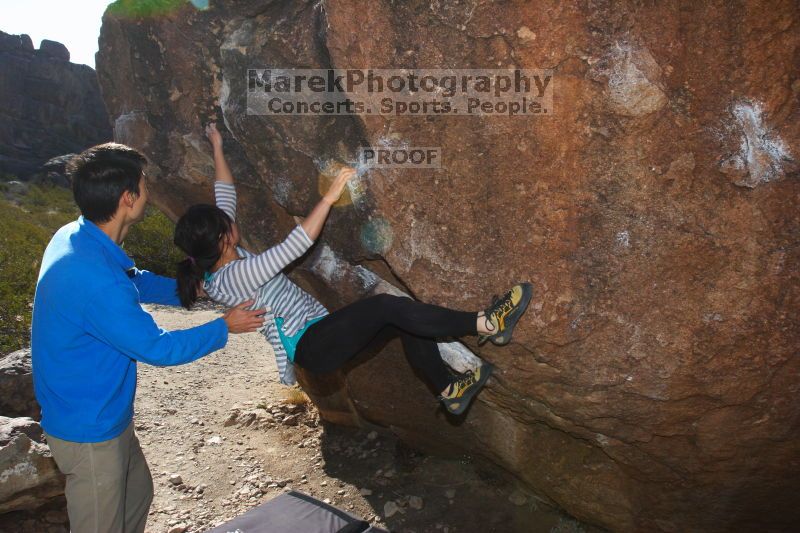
[478,282,533,346]
[439,363,494,415]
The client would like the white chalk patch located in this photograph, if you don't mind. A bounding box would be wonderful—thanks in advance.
[220,19,254,52]
[0,460,38,484]
[308,244,346,285]
[219,75,240,143]
[595,41,667,117]
[720,99,793,188]
[169,131,215,184]
[345,173,367,207]
[270,174,293,205]
[113,111,153,147]
[702,312,723,323]
[182,132,213,161]
[395,219,474,274]
[437,340,483,374]
[374,134,410,151]
[353,265,380,291]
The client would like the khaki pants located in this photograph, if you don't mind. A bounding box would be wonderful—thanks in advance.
[44,421,153,533]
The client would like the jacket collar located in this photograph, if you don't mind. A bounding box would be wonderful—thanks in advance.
[77,216,135,272]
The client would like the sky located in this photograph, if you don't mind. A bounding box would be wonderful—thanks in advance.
[1,1,114,67]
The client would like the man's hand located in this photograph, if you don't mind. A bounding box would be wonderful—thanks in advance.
[223,300,267,334]
[322,166,356,205]
[205,122,223,151]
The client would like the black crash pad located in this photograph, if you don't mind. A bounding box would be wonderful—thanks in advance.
[206,490,390,533]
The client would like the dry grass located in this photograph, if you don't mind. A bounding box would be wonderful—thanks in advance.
[282,386,310,406]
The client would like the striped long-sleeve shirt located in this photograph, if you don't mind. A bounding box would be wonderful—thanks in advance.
[203,181,329,384]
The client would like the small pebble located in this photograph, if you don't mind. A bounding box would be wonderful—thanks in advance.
[409,495,424,510]
[384,500,400,518]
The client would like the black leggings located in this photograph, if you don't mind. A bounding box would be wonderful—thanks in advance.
[294,294,478,393]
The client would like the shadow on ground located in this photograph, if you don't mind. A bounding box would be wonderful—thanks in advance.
[316,421,599,533]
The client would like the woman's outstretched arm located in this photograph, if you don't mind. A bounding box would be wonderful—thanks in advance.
[208,122,234,185]
[206,122,237,221]
[204,120,355,292]
[300,165,356,240]
[221,166,356,294]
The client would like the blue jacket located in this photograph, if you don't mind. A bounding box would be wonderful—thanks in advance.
[31,216,228,443]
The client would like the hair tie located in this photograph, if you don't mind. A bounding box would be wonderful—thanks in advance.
[188,256,197,266]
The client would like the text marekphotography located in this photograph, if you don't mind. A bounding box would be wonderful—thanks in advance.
[247,68,553,116]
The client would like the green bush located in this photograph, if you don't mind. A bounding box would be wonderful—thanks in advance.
[0,185,182,354]
[0,204,55,354]
[18,184,80,231]
[108,0,188,18]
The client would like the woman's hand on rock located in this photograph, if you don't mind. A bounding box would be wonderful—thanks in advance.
[323,166,356,205]
[205,122,223,151]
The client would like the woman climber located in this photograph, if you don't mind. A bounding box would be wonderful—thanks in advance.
[173,122,533,415]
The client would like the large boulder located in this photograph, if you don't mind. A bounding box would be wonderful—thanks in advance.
[0,417,64,514]
[0,349,38,420]
[0,31,111,179]
[96,1,800,531]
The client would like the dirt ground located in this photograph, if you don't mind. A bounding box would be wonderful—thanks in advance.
[3,302,596,533]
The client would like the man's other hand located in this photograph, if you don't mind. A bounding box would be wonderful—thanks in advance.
[222,300,266,333]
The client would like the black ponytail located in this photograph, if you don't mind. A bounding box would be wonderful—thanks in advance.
[175,257,204,309]
[173,204,233,309]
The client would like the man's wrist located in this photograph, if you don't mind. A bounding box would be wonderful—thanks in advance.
[219,317,230,348]
[217,316,230,345]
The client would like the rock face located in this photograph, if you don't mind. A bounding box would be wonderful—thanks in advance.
[0,32,112,179]
[0,349,38,420]
[0,417,64,514]
[96,2,800,531]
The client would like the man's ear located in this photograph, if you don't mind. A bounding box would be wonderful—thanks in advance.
[120,189,137,210]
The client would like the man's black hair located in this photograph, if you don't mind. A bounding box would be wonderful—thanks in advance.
[67,143,147,224]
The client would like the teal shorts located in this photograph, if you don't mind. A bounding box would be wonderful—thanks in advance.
[275,315,326,363]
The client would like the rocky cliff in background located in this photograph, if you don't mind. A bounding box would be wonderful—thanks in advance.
[0,32,111,180]
[96,1,800,531]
